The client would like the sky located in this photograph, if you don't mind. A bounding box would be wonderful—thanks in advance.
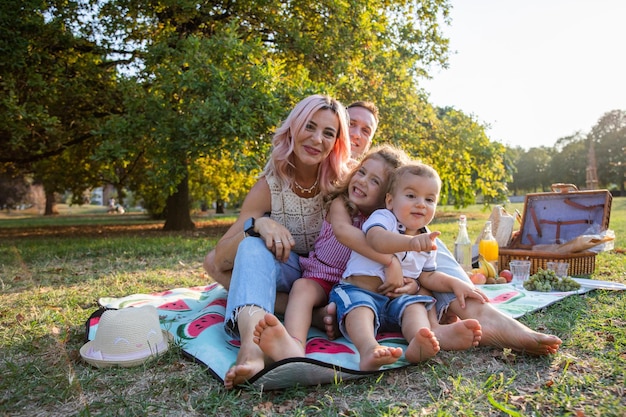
[420,0,626,150]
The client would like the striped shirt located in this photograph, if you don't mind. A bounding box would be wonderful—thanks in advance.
[300,212,367,283]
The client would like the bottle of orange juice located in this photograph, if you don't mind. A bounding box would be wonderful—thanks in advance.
[479,221,499,270]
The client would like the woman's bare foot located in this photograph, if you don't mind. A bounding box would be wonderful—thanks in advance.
[253,313,305,361]
[223,348,266,389]
[405,327,440,363]
[433,319,482,351]
[359,345,403,371]
[312,302,340,339]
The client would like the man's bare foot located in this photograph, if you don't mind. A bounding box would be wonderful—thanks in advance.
[359,345,403,371]
[223,353,265,389]
[439,310,460,324]
[433,319,482,351]
[312,302,340,340]
[405,327,440,363]
[485,327,562,355]
[253,313,305,361]
[455,299,562,356]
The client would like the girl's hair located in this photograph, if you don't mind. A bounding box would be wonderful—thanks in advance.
[262,94,351,195]
[388,162,442,197]
[329,144,410,216]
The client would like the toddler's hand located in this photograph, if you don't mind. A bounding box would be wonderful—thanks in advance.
[409,231,440,252]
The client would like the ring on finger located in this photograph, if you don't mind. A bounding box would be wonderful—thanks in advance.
[275,240,282,244]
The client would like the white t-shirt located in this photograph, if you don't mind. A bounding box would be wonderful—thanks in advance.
[342,208,437,282]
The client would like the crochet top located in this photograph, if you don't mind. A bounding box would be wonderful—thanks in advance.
[267,174,325,256]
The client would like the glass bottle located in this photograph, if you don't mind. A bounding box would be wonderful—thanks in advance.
[479,220,499,268]
[454,215,473,273]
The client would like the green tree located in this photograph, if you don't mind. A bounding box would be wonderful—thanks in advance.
[97,28,291,228]
[549,133,587,188]
[512,147,552,193]
[415,107,509,206]
[589,110,626,193]
[91,0,454,229]
[0,0,120,214]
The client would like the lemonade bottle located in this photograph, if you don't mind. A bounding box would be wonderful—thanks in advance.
[478,221,499,271]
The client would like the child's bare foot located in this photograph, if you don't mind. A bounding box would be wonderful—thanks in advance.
[253,313,305,361]
[312,302,340,340]
[433,319,482,351]
[405,327,440,363]
[359,345,403,371]
[223,350,265,389]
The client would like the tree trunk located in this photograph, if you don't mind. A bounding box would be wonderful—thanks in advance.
[44,190,58,215]
[215,199,225,214]
[163,175,195,231]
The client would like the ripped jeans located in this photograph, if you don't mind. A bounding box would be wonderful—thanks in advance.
[224,237,302,339]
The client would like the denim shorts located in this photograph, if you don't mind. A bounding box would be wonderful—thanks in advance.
[329,283,435,343]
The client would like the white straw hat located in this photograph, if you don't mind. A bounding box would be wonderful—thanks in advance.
[80,305,170,368]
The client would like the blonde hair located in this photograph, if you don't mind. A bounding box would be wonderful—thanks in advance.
[263,94,351,195]
[388,162,442,198]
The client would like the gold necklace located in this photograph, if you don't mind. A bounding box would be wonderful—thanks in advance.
[294,177,319,194]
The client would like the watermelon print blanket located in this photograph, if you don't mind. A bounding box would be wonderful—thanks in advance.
[85,279,624,390]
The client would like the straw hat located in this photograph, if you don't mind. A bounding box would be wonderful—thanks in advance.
[80,305,170,368]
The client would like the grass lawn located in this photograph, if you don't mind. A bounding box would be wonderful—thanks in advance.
[1,198,625,416]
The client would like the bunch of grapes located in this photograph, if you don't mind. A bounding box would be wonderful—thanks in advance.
[523,268,581,292]
[553,276,581,292]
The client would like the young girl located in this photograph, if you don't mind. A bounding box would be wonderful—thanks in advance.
[253,145,410,361]
[331,162,488,370]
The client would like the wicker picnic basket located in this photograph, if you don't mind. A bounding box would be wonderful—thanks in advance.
[499,184,612,277]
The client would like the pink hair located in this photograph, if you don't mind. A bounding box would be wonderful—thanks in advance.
[263,94,351,195]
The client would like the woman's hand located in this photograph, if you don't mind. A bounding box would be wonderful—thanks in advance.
[256,217,296,262]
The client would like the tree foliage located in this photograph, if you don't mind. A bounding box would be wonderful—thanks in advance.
[589,110,626,193]
[88,0,457,228]
[3,0,571,228]
[0,0,120,213]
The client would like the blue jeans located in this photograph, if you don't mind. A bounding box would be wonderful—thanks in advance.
[432,237,471,318]
[330,283,435,343]
[224,237,302,338]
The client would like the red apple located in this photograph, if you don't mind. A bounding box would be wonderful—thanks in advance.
[499,269,513,283]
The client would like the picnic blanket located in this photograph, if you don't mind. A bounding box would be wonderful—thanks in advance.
[85,279,626,390]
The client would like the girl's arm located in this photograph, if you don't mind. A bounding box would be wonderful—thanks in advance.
[329,199,394,266]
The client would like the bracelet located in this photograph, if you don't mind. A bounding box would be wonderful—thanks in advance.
[385,256,395,268]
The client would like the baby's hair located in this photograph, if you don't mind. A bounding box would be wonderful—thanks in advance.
[388,162,442,197]
[328,144,410,216]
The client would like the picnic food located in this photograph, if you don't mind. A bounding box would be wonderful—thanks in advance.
[499,269,513,283]
[523,268,581,292]
[470,271,487,285]
[478,254,497,279]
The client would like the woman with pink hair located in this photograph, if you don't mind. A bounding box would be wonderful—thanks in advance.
[205,94,351,388]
